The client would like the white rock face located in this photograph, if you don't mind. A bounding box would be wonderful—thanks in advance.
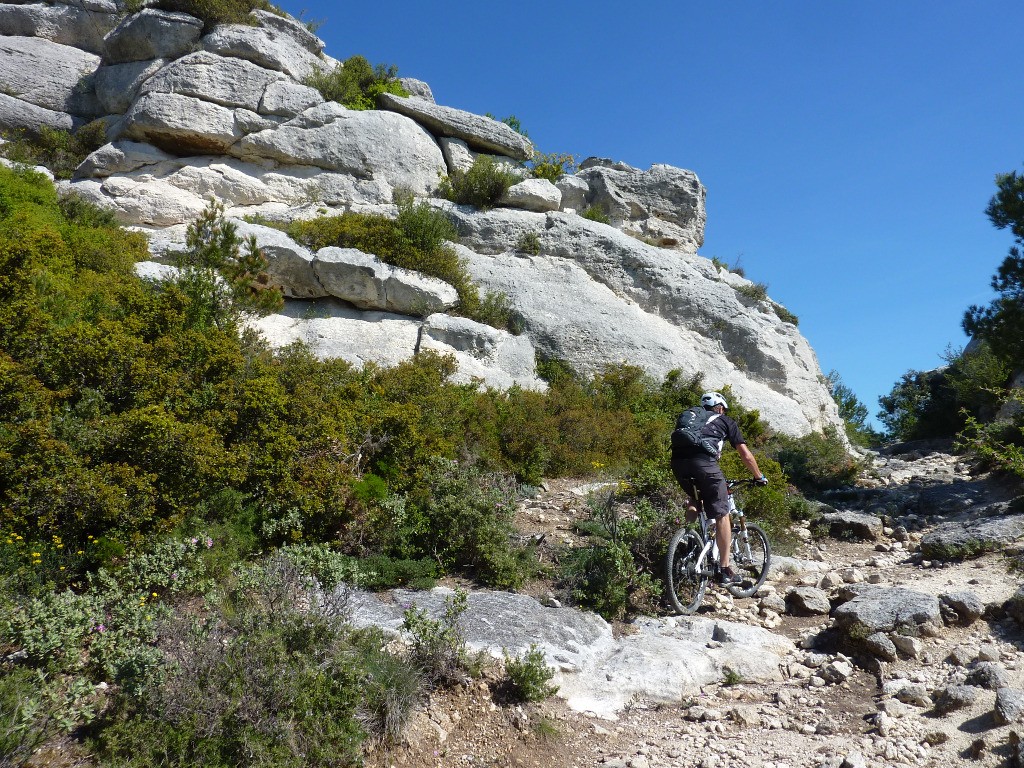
[0,2,118,54]
[234,103,445,195]
[313,247,459,316]
[94,59,168,115]
[102,8,203,64]
[0,36,102,117]
[499,178,562,212]
[138,51,285,113]
[200,20,327,82]
[577,158,707,252]
[16,4,845,437]
[443,205,843,436]
[378,91,533,161]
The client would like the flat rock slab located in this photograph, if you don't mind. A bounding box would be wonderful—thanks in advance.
[347,587,794,719]
[832,585,941,634]
[920,508,1024,561]
[816,510,883,541]
[378,91,533,161]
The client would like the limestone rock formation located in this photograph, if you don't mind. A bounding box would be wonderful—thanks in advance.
[1,0,847,437]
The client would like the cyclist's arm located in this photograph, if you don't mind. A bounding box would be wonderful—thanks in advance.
[735,443,766,481]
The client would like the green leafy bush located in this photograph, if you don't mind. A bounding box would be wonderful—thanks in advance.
[771,301,799,326]
[517,231,541,255]
[581,205,610,224]
[438,156,520,210]
[0,122,107,180]
[956,391,1024,479]
[502,645,558,702]
[735,282,768,302]
[127,0,284,31]
[529,152,576,182]
[402,589,482,689]
[303,55,409,110]
[402,458,534,589]
[765,426,859,495]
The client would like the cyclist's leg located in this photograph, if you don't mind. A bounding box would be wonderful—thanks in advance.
[695,466,732,568]
[671,459,702,523]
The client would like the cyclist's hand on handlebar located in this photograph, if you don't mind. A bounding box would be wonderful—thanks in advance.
[755,475,769,486]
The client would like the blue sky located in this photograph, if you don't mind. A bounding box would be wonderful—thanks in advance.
[279,1,1023,426]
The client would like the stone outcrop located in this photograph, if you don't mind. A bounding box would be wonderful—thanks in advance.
[347,587,793,719]
[576,158,707,252]
[377,91,533,160]
[832,586,942,636]
[0,2,848,437]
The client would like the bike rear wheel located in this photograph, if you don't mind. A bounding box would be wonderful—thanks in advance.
[666,528,708,614]
[726,522,771,598]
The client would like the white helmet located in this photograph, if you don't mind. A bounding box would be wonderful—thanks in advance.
[701,391,728,410]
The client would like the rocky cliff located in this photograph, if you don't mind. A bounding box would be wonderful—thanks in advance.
[0,0,844,437]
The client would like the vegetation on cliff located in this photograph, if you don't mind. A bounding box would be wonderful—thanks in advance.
[0,165,853,765]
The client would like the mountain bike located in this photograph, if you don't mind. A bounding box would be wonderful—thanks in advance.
[665,478,771,615]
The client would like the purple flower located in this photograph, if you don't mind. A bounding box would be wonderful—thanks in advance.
[190,537,198,545]
[204,537,213,548]
[95,624,106,633]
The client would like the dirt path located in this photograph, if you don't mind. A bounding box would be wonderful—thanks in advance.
[371,451,1024,768]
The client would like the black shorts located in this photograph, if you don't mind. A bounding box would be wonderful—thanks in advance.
[671,455,729,520]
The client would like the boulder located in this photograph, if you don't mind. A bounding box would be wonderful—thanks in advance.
[418,314,545,391]
[66,176,208,226]
[0,92,78,134]
[200,20,327,82]
[557,175,589,212]
[933,684,981,714]
[377,91,533,161]
[438,136,528,178]
[250,10,324,55]
[995,688,1024,724]
[576,158,707,252]
[94,59,168,115]
[920,507,1024,561]
[312,247,459,316]
[399,77,434,102]
[785,587,831,616]
[499,178,561,212]
[832,586,941,635]
[967,661,1010,690]
[119,92,243,155]
[138,51,285,113]
[816,510,883,541]
[1006,585,1024,625]
[939,590,985,626]
[0,36,102,117]
[0,1,118,54]
[259,80,324,118]
[863,632,898,662]
[134,260,180,282]
[231,220,322,298]
[74,140,174,179]
[234,103,445,196]
[102,8,203,64]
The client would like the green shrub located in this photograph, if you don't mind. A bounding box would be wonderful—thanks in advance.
[485,114,528,137]
[735,282,768,302]
[529,152,576,182]
[303,55,409,110]
[581,205,610,224]
[517,231,541,255]
[438,155,520,210]
[0,122,106,180]
[402,458,534,589]
[502,645,558,702]
[765,426,859,495]
[130,0,284,31]
[402,589,483,689]
[771,301,799,326]
[956,392,1024,479]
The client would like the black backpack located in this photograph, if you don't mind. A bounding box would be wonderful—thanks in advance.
[671,407,722,458]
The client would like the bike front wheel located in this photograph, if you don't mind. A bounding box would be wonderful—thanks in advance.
[726,522,771,598]
[665,528,708,615]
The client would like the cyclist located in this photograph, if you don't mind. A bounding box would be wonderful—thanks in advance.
[671,391,769,585]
